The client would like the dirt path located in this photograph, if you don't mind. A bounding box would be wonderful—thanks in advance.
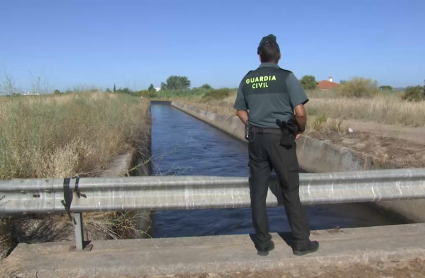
[305,119,425,168]
[183,101,425,168]
[307,128,425,168]
[335,119,425,145]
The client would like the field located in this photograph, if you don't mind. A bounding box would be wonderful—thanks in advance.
[158,88,425,128]
[0,92,150,180]
[155,87,425,168]
[0,92,151,258]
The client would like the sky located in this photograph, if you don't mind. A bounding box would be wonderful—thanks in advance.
[0,0,424,92]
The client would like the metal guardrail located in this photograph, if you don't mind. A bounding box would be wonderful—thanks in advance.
[1,168,425,251]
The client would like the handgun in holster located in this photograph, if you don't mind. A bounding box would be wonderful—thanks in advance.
[276,118,299,148]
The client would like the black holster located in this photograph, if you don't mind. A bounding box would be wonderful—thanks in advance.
[279,129,296,148]
[276,118,299,148]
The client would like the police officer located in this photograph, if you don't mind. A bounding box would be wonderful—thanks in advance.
[233,34,319,256]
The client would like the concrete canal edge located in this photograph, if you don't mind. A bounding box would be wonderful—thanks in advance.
[2,223,425,277]
[170,101,425,223]
[99,100,153,238]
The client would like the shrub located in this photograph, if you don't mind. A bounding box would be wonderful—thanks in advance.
[202,88,231,101]
[338,77,379,98]
[156,88,206,99]
[201,84,213,90]
[115,87,132,94]
[311,114,328,130]
[131,90,157,98]
[148,91,157,98]
[379,85,393,91]
[402,86,425,102]
[148,84,155,92]
[161,76,191,90]
[300,75,317,90]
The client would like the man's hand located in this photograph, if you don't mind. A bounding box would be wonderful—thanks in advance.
[296,133,302,140]
[236,110,249,125]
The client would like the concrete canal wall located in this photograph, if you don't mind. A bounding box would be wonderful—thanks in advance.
[171,101,425,223]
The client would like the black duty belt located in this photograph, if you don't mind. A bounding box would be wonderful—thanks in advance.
[250,125,282,135]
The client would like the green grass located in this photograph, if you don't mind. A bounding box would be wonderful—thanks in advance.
[154,88,208,99]
[154,87,238,100]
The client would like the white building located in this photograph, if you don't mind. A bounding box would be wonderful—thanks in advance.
[22,92,40,96]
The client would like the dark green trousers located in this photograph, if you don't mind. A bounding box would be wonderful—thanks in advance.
[248,132,311,250]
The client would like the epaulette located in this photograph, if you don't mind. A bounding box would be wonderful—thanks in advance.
[278,68,293,74]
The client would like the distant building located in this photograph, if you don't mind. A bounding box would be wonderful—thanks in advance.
[22,92,40,96]
[317,76,340,91]
[154,87,161,92]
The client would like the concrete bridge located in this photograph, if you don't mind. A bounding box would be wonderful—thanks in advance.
[2,103,425,277]
[2,223,425,277]
[1,169,425,277]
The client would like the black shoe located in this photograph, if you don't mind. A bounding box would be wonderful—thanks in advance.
[257,241,275,256]
[293,241,319,256]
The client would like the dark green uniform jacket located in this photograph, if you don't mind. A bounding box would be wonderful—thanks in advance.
[233,63,309,128]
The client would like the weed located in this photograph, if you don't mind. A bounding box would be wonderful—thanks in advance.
[0,93,149,179]
[402,86,424,102]
[337,77,379,98]
[202,88,232,102]
[311,114,328,131]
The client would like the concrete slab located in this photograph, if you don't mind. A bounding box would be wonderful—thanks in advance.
[1,224,425,277]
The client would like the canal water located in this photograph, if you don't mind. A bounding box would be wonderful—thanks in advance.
[150,102,406,238]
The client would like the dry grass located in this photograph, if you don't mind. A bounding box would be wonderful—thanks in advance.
[0,92,151,259]
[176,89,425,128]
[173,90,425,168]
[84,211,152,240]
[0,92,150,180]
[306,95,425,127]
[0,219,9,255]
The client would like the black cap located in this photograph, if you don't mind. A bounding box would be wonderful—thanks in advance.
[257,34,280,54]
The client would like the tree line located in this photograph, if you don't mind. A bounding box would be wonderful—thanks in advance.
[298,75,394,92]
[51,74,424,102]
[298,75,424,101]
[107,76,217,98]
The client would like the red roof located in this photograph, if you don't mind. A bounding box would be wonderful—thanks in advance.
[317,80,340,90]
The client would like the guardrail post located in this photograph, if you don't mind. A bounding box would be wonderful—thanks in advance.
[74,212,84,251]
[70,212,93,252]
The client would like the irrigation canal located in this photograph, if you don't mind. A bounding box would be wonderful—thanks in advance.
[150,102,407,238]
